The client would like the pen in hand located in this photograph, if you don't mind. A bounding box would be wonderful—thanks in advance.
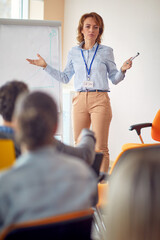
[130,52,140,61]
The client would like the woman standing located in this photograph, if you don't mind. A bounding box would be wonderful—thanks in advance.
[27,12,132,172]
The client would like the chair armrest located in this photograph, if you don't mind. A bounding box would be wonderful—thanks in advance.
[129,123,152,135]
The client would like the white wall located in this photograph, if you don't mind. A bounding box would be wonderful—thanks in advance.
[63,0,160,161]
[29,0,44,19]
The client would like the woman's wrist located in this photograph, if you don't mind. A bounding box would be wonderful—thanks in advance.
[43,62,47,68]
[120,67,126,74]
[43,63,47,70]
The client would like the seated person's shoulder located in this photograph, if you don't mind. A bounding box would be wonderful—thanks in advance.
[57,151,96,178]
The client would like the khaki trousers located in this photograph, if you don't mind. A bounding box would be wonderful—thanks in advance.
[72,91,112,172]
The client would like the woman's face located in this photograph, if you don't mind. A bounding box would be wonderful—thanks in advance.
[81,17,99,43]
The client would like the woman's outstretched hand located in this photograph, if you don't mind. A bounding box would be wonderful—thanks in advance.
[121,58,132,73]
[26,54,47,68]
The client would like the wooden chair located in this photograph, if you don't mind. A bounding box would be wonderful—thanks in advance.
[0,139,16,171]
[0,209,94,240]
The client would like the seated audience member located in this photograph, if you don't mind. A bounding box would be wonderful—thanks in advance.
[0,80,96,164]
[0,80,29,157]
[0,91,97,232]
[104,155,160,240]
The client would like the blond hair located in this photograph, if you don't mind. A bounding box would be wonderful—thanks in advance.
[105,152,160,240]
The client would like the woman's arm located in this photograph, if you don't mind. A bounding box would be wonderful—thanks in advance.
[26,51,75,84]
[106,48,132,84]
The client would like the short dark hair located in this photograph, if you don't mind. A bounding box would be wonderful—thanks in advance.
[15,91,58,150]
[0,80,29,121]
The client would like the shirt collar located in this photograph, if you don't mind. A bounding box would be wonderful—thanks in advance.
[15,145,57,168]
[79,41,98,50]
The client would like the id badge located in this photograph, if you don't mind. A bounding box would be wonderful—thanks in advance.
[83,81,94,88]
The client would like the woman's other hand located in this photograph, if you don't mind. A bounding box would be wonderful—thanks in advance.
[26,54,47,68]
[121,58,132,73]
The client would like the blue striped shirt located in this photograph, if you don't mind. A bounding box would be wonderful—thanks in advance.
[45,42,125,91]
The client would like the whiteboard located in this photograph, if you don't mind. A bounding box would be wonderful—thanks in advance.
[0,18,62,135]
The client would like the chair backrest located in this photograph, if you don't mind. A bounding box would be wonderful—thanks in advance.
[0,209,94,240]
[109,144,160,175]
[91,152,103,177]
[151,109,160,141]
[0,139,16,170]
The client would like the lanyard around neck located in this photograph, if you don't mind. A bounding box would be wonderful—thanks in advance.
[81,44,99,80]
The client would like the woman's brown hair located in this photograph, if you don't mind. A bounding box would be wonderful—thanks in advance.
[77,12,104,44]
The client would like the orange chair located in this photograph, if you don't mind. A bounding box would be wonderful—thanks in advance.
[0,209,94,240]
[0,139,16,171]
[129,109,160,144]
[110,143,160,175]
[120,109,160,152]
[110,109,160,174]
[101,110,160,239]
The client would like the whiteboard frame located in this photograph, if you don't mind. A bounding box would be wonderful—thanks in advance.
[0,18,61,27]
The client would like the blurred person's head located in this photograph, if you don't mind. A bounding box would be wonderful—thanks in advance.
[13,91,58,151]
[0,80,29,123]
[105,155,160,240]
